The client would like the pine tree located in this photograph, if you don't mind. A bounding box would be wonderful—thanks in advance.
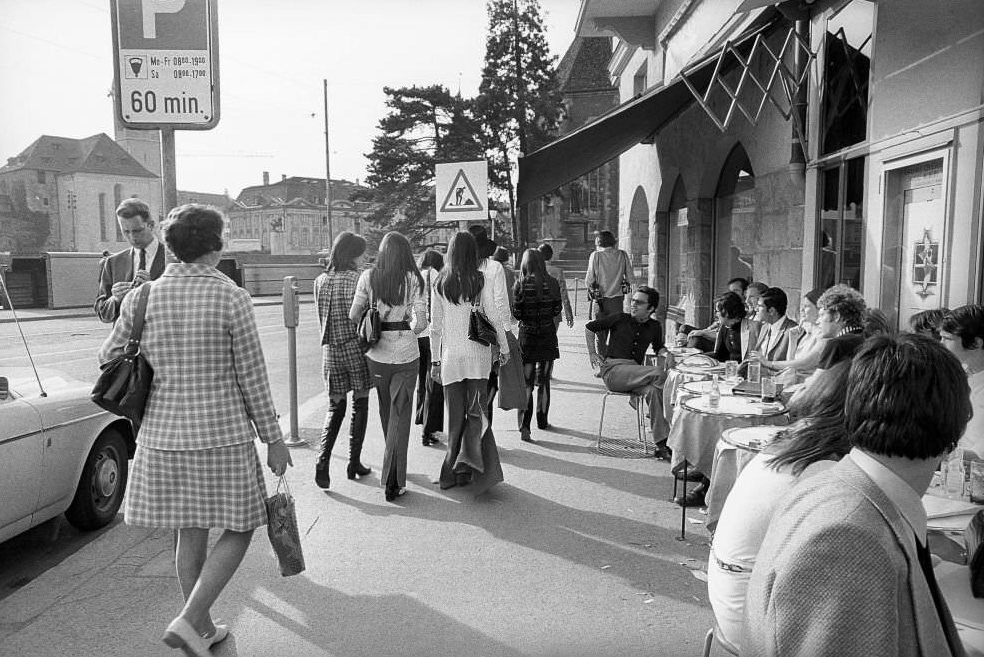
[358,85,483,249]
[477,0,563,248]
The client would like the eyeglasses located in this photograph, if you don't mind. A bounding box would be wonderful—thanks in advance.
[629,298,648,306]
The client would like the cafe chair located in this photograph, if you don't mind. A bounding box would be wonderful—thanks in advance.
[700,624,740,657]
[596,390,649,452]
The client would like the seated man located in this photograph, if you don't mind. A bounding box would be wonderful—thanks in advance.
[742,333,970,657]
[753,287,798,369]
[585,285,671,459]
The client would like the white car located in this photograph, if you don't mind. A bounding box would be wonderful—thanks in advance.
[0,366,135,544]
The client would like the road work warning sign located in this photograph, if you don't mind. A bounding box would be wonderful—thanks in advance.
[111,0,220,130]
[436,160,487,222]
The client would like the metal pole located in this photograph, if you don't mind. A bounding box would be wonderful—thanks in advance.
[282,276,306,446]
[160,128,178,217]
[324,79,333,245]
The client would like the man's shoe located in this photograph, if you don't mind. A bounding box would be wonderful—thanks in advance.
[653,444,673,461]
[674,488,707,508]
[671,462,704,482]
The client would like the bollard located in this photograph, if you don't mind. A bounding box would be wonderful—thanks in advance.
[573,278,579,317]
[281,276,307,447]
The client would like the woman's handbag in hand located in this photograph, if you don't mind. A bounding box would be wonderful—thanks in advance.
[91,283,154,428]
[265,476,305,577]
[496,330,527,410]
[468,299,498,346]
[357,288,381,353]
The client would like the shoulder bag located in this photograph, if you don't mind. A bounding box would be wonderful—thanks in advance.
[587,253,602,301]
[91,283,154,428]
[468,296,498,347]
[357,286,381,353]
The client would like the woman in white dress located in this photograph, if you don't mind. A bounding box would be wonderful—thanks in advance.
[430,231,511,494]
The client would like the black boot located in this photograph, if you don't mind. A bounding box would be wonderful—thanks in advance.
[316,398,346,489]
[347,396,371,479]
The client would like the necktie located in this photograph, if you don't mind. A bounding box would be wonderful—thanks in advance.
[138,248,146,272]
[915,535,962,655]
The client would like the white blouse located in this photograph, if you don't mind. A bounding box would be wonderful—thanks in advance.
[430,275,510,385]
[352,270,427,365]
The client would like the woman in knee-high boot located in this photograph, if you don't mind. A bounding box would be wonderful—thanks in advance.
[349,232,427,502]
[414,249,445,446]
[314,232,373,489]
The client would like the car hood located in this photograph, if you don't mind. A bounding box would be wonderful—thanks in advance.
[6,366,94,398]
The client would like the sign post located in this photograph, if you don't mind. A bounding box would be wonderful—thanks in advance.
[435,160,488,223]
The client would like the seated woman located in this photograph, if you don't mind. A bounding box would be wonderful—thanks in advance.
[709,291,760,365]
[706,361,851,651]
[759,287,826,385]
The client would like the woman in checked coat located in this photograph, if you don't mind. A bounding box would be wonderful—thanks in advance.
[98,204,292,657]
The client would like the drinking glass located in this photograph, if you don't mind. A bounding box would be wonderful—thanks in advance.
[970,460,984,504]
[724,360,739,382]
[943,448,966,499]
[747,356,761,384]
[760,376,776,402]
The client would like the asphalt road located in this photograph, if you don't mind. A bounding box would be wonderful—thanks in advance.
[0,305,326,601]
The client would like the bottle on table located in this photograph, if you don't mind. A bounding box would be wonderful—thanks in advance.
[709,373,721,408]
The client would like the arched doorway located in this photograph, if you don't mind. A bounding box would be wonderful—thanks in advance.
[628,186,649,285]
[714,145,757,293]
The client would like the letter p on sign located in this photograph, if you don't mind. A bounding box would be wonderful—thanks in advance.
[142,0,185,39]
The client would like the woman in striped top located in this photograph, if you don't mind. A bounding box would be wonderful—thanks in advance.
[512,248,562,441]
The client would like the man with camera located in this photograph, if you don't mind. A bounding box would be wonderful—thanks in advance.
[93,198,166,323]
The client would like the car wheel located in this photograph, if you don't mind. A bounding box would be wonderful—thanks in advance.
[65,429,129,531]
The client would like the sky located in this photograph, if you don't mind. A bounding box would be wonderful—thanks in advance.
[0,0,582,199]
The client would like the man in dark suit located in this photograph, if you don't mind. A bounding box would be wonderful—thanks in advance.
[753,287,798,367]
[93,198,166,323]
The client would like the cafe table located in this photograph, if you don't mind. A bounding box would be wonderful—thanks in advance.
[703,425,786,532]
[661,357,723,425]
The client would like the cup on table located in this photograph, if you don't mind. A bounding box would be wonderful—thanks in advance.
[724,360,739,382]
[970,460,984,504]
[747,355,761,384]
[760,375,777,402]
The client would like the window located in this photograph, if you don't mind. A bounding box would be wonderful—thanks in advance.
[633,63,647,97]
[818,157,865,290]
[821,0,874,155]
[99,193,107,241]
[42,197,48,206]
[113,185,124,241]
[714,145,757,293]
[37,170,46,184]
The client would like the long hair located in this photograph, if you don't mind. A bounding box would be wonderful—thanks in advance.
[519,248,547,297]
[369,231,423,306]
[437,231,484,305]
[326,231,366,272]
[765,361,852,476]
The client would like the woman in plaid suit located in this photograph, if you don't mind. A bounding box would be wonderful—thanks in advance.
[313,231,373,489]
[349,232,427,502]
[98,204,292,657]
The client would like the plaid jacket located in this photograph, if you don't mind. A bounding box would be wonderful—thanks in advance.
[97,263,282,450]
[314,269,360,346]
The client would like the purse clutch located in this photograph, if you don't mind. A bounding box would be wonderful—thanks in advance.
[468,299,498,346]
[91,283,154,428]
[965,508,984,597]
[357,289,381,353]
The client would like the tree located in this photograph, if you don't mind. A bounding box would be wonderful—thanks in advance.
[477,0,564,248]
[4,180,50,253]
[358,85,483,249]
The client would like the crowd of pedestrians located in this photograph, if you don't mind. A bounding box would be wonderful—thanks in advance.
[94,199,981,656]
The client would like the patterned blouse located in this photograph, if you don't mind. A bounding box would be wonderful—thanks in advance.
[512,276,562,331]
[314,269,360,347]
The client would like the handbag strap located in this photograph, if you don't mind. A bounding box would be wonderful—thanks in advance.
[127,284,152,351]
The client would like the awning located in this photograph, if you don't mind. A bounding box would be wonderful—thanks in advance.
[517,8,781,206]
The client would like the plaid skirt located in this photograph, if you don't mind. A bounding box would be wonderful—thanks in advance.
[124,442,268,531]
[323,340,373,396]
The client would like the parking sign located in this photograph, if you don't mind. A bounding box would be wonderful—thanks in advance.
[111,0,220,130]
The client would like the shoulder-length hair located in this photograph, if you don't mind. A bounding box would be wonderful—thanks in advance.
[519,248,547,293]
[437,231,484,305]
[163,204,224,262]
[369,231,423,306]
[326,231,366,272]
[765,361,851,476]
[715,291,746,320]
[420,249,444,271]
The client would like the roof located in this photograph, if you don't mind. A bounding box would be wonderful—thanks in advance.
[556,36,616,94]
[235,176,369,206]
[0,133,157,178]
[177,190,232,208]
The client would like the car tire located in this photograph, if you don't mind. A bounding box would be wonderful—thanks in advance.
[65,429,129,531]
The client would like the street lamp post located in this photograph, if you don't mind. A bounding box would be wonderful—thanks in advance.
[324,79,333,249]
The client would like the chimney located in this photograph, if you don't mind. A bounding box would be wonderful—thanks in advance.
[262,171,269,186]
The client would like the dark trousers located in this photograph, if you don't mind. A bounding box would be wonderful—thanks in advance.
[368,359,418,490]
[519,360,554,430]
[591,295,624,356]
[414,337,444,434]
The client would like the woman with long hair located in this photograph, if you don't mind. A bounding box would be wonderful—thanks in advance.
[707,361,852,650]
[313,231,373,489]
[349,232,427,502]
[430,231,510,494]
[512,248,562,441]
[414,249,445,446]
[98,205,291,656]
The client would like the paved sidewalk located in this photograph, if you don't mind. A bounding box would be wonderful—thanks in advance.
[0,316,716,657]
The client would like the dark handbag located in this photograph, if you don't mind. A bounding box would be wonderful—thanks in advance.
[265,476,305,577]
[468,298,498,346]
[91,283,153,427]
[966,508,984,597]
[357,288,381,353]
[497,331,527,410]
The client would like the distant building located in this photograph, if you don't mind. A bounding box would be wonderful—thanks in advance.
[227,173,374,255]
[0,133,160,253]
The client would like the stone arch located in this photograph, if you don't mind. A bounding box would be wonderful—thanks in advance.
[713,143,758,293]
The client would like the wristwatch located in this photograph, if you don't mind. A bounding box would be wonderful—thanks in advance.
[431,361,441,366]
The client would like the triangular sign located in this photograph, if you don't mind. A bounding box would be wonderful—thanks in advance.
[439,168,485,213]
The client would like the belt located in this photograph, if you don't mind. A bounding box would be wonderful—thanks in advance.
[713,555,749,573]
[381,321,411,331]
